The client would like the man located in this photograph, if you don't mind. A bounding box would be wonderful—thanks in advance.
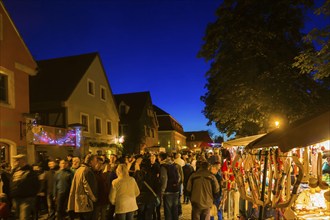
[10,154,40,220]
[173,153,185,167]
[149,154,161,220]
[182,158,194,204]
[54,160,73,220]
[187,160,220,220]
[158,152,181,220]
[44,160,58,220]
[70,157,81,174]
[210,163,222,220]
[173,153,185,217]
[67,154,98,220]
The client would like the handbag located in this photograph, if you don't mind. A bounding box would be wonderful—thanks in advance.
[143,181,160,206]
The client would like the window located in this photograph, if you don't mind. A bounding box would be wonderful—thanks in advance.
[100,86,106,101]
[119,124,128,136]
[0,13,3,41]
[87,79,95,96]
[190,134,195,141]
[81,114,89,132]
[95,117,101,134]
[106,120,112,135]
[151,129,154,138]
[0,69,14,108]
[0,73,8,103]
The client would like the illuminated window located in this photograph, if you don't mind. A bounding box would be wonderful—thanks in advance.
[100,86,106,101]
[106,120,112,135]
[95,117,101,134]
[87,79,95,96]
[81,113,89,132]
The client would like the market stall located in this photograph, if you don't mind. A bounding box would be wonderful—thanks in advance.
[241,110,330,220]
[221,134,267,220]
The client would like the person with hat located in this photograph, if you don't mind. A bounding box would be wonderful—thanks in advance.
[10,154,40,219]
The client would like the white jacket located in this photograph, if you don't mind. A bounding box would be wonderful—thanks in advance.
[109,176,140,214]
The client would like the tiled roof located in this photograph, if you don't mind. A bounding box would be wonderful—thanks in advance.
[153,105,169,115]
[185,131,213,142]
[154,105,184,134]
[30,52,98,102]
[114,91,151,121]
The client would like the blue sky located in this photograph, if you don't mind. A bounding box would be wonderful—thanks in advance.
[3,0,327,141]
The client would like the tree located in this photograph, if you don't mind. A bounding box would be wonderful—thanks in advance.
[199,0,330,137]
[293,0,330,79]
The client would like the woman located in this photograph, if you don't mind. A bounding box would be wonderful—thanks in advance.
[109,164,140,220]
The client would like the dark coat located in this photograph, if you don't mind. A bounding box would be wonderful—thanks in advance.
[10,165,40,198]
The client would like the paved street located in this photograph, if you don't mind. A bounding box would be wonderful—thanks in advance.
[37,202,192,220]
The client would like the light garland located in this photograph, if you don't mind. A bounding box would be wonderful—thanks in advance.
[32,125,76,146]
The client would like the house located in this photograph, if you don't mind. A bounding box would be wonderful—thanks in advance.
[29,52,120,159]
[0,1,38,164]
[153,105,186,153]
[184,131,213,152]
[114,92,158,154]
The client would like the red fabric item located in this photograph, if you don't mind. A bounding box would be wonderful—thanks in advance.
[0,202,9,218]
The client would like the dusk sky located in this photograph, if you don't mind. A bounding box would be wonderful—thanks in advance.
[3,0,327,141]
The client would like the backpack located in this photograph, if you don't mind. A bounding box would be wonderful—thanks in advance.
[164,163,180,192]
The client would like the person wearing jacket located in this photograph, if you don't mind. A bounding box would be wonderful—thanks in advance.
[54,160,73,220]
[44,160,58,220]
[186,160,220,220]
[109,163,140,220]
[92,157,111,220]
[10,154,40,220]
[67,154,98,220]
[158,152,181,220]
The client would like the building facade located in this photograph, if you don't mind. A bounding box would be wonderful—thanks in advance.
[153,105,186,153]
[114,92,159,154]
[0,2,38,165]
[184,131,213,152]
[30,53,120,159]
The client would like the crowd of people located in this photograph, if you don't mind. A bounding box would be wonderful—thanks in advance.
[0,149,231,220]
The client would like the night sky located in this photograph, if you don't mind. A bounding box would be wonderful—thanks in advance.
[3,0,327,141]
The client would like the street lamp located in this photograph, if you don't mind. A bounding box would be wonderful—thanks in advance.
[274,120,280,128]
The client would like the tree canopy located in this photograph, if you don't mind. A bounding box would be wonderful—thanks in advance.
[293,0,330,80]
[199,0,330,137]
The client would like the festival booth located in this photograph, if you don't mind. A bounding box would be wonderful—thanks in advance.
[233,110,330,220]
[221,134,267,220]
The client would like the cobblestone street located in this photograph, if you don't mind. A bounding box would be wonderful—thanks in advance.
[37,202,192,220]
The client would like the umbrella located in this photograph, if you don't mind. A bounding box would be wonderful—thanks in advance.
[246,110,330,152]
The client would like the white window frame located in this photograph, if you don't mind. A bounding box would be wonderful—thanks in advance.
[80,113,89,133]
[95,117,102,134]
[100,85,107,101]
[0,67,15,109]
[106,120,112,135]
[87,79,95,96]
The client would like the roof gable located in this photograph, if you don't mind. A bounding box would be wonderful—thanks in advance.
[1,1,37,74]
[185,131,213,142]
[154,105,184,134]
[114,91,152,121]
[30,52,97,102]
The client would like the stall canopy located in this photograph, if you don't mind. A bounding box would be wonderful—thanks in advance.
[222,133,267,148]
[246,110,330,152]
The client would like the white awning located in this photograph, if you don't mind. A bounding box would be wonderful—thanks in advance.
[222,133,267,148]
